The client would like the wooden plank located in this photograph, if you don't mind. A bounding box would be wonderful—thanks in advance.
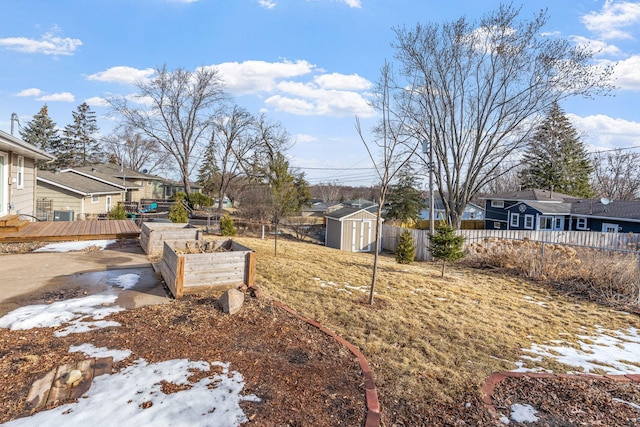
[246,251,256,286]
[47,361,77,403]
[176,256,184,298]
[70,359,95,399]
[26,369,56,408]
[92,356,113,377]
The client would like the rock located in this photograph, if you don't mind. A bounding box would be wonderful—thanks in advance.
[219,289,244,315]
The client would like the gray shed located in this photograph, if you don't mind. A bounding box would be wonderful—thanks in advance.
[325,206,380,252]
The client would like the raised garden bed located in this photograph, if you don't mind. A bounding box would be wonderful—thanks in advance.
[160,239,255,299]
[140,222,202,256]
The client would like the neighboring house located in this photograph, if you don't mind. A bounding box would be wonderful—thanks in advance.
[74,164,150,203]
[36,170,125,220]
[0,130,55,218]
[420,194,485,221]
[161,179,202,199]
[482,189,578,230]
[325,206,380,252]
[302,200,329,217]
[483,189,640,233]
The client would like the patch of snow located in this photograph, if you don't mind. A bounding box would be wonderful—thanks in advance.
[108,273,140,290]
[0,359,259,427]
[613,398,640,411]
[69,343,132,362]
[516,327,640,374]
[499,414,510,424]
[33,240,115,253]
[510,403,539,423]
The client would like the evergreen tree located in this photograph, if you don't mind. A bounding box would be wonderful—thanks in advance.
[220,214,237,236]
[519,102,594,197]
[428,224,465,277]
[59,102,101,168]
[197,140,222,198]
[386,168,427,225]
[19,105,61,168]
[395,229,416,264]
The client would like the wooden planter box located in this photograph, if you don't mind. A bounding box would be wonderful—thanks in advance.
[140,222,202,256]
[160,239,255,299]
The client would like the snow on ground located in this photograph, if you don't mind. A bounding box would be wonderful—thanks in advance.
[509,404,540,423]
[69,343,132,362]
[0,271,142,337]
[515,327,640,375]
[0,359,260,427]
[33,240,116,253]
[312,277,372,295]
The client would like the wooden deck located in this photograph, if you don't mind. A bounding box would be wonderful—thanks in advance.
[0,220,141,243]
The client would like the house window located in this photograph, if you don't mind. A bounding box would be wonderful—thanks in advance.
[491,200,504,208]
[510,213,519,227]
[602,223,619,233]
[106,196,112,212]
[17,156,24,189]
[92,195,99,203]
[576,218,587,230]
[493,221,501,229]
[554,217,563,230]
[524,215,534,229]
[539,216,553,230]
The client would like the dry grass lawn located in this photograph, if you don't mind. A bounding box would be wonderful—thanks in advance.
[228,235,640,417]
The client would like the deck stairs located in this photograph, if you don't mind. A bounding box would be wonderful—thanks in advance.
[0,215,31,232]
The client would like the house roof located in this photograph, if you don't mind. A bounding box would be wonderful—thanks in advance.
[570,199,640,221]
[76,164,156,181]
[69,166,142,190]
[481,189,578,203]
[38,170,124,196]
[325,206,378,220]
[513,201,573,215]
[0,130,55,161]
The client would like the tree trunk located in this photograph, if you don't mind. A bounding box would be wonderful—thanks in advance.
[368,204,384,305]
[441,260,446,277]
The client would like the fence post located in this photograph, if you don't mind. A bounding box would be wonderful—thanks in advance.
[540,242,545,278]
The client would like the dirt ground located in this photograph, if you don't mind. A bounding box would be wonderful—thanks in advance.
[1,240,639,426]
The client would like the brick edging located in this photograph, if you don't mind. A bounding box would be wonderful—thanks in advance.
[482,371,640,418]
[250,287,381,427]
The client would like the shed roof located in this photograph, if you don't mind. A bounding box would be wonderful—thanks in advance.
[325,206,378,220]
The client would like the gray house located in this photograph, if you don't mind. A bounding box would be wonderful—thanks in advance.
[0,130,55,219]
[325,206,380,252]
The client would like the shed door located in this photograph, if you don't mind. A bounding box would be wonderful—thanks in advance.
[0,152,6,216]
[351,219,373,252]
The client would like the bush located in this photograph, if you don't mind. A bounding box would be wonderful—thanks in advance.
[220,214,237,236]
[395,229,416,264]
[109,204,127,220]
[429,224,465,277]
[187,193,214,209]
[169,201,188,223]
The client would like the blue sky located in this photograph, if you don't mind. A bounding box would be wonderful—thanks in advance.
[1,0,639,186]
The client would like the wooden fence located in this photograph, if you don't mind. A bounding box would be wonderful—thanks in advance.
[381,225,640,261]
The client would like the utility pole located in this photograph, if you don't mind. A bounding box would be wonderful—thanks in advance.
[10,113,19,135]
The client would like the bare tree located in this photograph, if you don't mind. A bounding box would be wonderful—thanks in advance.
[357,62,421,304]
[102,125,170,174]
[313,181,342,204]
[592,149,640,200]
[393,4,614,227]
[109,65,227,194]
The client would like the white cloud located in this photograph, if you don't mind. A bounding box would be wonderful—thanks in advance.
[125,93,155,106]
[213,59,316,94]
[258,0,276,8]
[37,92,75,102]
[294,133,318,144]
[582,0,640,40]
[265,95,316,115]
[341,0,362,8]
[313,73,372,90]
[610,55,640,90]
[14,88,43,97]
[85,96,110,107]
[0,27,81,55]
[568,112,640,150]
[87,66,155,85]
[569,35,622,57]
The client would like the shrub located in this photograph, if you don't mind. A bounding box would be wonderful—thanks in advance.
[169,201,188,223]
[395,229,416,264]
[109,204,127,220]
[187,193,214,209]
[429,224,465,277]
[220,214,237,236]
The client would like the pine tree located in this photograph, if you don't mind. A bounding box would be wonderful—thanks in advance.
[429,224,465,277]
[59,102,101,168]
[386,167,427,225]
[519,102,594,198]
[19,105,61,168]
[395,229,416,264]
[197,140,221,198]
[220,214,237,236]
